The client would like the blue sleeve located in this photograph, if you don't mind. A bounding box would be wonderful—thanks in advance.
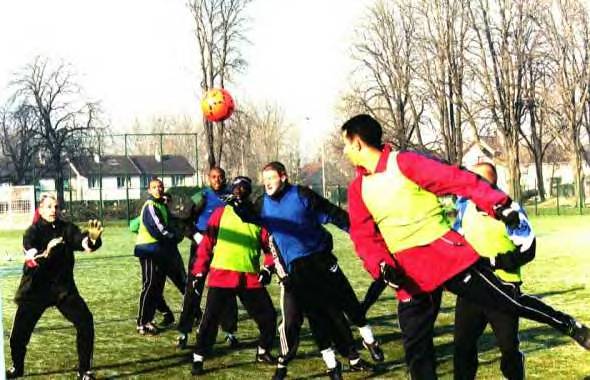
[452,197,468,233]
[298,186,350,232]
[142,202,174,241]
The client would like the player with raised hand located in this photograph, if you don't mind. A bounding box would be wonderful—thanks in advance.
[6,193,103,380]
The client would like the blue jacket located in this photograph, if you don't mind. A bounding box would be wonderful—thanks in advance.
[236,184,349,272]
[195,187,230,232]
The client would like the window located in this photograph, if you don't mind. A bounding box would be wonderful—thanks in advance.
[172,175,185,187]
[89,176,100,189]
[117,176,130,188]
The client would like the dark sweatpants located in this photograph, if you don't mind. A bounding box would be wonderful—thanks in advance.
[277,283,361,365]
[177,241,238,335]
[137,256,166,326]
[454,283,523,380]
[400,260,576,380]
[282,251,365,364]
[9,292,94,373]
[195,287,276,356]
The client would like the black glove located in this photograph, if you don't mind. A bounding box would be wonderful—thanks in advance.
[192,274,206,296]
[258,267,272,286]
[493,249,522,272]
[380,262,405,289]
[494,202,520,229]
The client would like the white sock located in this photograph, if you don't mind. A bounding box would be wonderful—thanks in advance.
[258,346,266,355]
[350,357,360,365]
[193,353,204,362]
[321,348,337,369]
[359,325,375,344]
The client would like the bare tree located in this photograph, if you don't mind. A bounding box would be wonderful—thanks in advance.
[544,0,590,206]
[0,103,41,184]
[416,0,475,164]
[467,0,542,201]
[188,0,251,169]
[9,57,104,204]
[349,0,425,150]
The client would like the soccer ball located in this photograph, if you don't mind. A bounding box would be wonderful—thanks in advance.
[200,88,235,122]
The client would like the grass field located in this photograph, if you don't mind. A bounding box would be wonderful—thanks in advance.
[1,215,590,379]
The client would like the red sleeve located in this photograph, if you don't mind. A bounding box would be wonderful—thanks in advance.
[260,228,274,268]
[347,176,396,279]
[192,207,224,276]
[397,151,510,216]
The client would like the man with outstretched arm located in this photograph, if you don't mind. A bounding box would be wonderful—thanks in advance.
[340,114,590,380]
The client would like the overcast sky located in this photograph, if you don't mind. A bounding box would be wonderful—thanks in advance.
[0,0,370,158]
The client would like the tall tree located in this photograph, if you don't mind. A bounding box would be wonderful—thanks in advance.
[544,0,590,206]
[467,0,542,201]
[0,103,41,184]
[9,57,103,204]
[188,0,251,169]
[349,0,425,150]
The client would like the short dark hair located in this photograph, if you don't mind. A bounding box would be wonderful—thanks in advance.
[209,166,226,177]
[473,162,498,185]
[262,161,287,176]
[341,114,383,148]
[149,177,163,186]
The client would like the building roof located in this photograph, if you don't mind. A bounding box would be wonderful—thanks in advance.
[75,155,141,177]
[129,155,195,176]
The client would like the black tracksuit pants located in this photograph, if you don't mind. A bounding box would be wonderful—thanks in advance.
[454,283,523,380]
[137,256,166,326]
[177,241,238,335]
[281,252,365,364]
[278,282,361,365]
[9,292,94,373]
[400,260,576,380]
[194,286,276,356]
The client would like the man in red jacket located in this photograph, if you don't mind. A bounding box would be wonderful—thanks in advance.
[340,114,590,379]
[190,176,277,376]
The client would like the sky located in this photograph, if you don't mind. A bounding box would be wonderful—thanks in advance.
[0,0,371,159]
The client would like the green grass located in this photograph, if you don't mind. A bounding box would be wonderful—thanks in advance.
[1,216,590,379]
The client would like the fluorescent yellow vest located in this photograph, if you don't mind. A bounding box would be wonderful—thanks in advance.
[461,201,521,282]
[211,206,262,274]
[362,152,449,253]
[136,199,169,245]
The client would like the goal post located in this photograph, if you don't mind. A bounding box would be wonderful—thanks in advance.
[0,185,35,231]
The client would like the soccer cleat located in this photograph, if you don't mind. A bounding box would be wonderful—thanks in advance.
[349,358,373,372]
[272,366,288,380]
[326,361,343,380]
[363,340,385,362]
[159,312,175,329]
[255,350,277,365]
[191,360,204,375]
[6,366,24,379]
[570,321,590,350]
[137,322,159,336]
[77,370,96,380]
[176,333,188,349]
[225,333,239,348]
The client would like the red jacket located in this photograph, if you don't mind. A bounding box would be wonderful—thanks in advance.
[347,145,510,300]
[192,206,273,289]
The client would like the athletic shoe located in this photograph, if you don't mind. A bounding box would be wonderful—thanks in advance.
[255,350,277,364]
[326,361,343,380]
[271,366,287,380]
[570,321,590,350]
[349,358,373,372]
[363,340,385,362]
[137,322,159,335]
[225,333,239,348]
[5,366,23,379]
[191,360,204,375]
[77,370,96,380]
[176,333,188,349]
[159,312,175,328]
